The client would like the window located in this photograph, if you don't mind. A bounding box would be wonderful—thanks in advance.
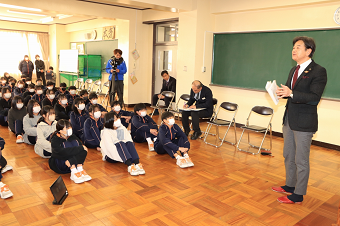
[156,23,178,43]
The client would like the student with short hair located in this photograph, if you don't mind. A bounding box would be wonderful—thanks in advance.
[0,87,12,126]
[44,81,57,95]
[31,85,45,106]
[0,137,13,199]
[70,97,89,140]
[23,100,41,145]
[54,93,72,121]
[25,77,33,88]
[35,78,45,90]
[8,96,27,143]
[79,89,89,105]
[1,72,13,85]
[7,78,16,94]
[35,105,57,158]
[45,66,55,82]
[110,101,133,129]
[23,83,36,106]
[131,103,158,151]
[42,89,57,108]
[85,92,107,113]
[100,112,145,176]
[0,77,7,87]
[55,82,69,97]
[14,80,26,97]
[155,112,193,168]
[67,86,79,105]
[50,119,91,184]
[83,104,104,151]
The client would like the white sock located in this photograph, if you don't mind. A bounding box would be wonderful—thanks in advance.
[77,166,84,172]
[71,168,78,173]
[184,153,189,157]
[0,182,4,187]
[146,137,153,144]
[153,137,157,142]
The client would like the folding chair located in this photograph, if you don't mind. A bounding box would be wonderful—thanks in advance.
[150,91,175,118]
[93,80,102,95]
[74,78,84,94]
[84,79,93,92]
[203,102,238,148]
[100,81,111,109]
[197,98,218,137]
[169,94,190,120]
[236,106,273,155]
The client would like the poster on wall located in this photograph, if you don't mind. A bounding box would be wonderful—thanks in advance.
[132,49,140,60]
[103,26,115,40]
[77,44,84,54]
[130,71,138,84]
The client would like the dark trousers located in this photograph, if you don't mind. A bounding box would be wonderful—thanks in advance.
[28,136,37,145]
[132,130,157,143]
[0,156,7,181]
[114,80,124,106]
[152,94,171,107]
[106,141,139,164]
[13,120,24,136]
[84,138,100,148]
[0,115,8,126]
[49,151,87,174]
[155,137,190,158]
[36,71,46,86]
[109,79,115,103]
[182,110,211,133]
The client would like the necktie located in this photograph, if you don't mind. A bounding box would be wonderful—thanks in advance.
[292,65,300,89]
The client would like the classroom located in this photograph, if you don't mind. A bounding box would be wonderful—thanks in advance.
[0,0,340,225]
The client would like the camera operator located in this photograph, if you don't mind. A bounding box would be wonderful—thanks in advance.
[105,49,127,106]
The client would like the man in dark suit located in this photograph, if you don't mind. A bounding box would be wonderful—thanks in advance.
[182,80,213,140]
[273,36,327,204]
[151,70,176,115]
[18,55,34,79]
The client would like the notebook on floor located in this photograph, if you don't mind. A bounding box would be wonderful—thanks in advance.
[50,176,68,205]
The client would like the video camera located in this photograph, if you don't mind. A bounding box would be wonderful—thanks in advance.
[110,56,122,79]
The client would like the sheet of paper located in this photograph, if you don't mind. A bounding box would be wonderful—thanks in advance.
[179,108,206,111]
[265,80,279,105]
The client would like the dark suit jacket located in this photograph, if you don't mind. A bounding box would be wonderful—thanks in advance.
[283,60,327,132]
[160,76,176,96]
[187,85,213,117]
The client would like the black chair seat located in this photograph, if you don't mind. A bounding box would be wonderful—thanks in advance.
[240,125,267,132]
[208,119,233,126]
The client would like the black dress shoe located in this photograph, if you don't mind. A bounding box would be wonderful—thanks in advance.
[191,131,202,140]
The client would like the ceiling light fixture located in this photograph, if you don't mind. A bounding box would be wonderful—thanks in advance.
[7,10,46,17]
[57,14,73,19]
[0,15,33,23]
[0,3,42,12]
[40,16,54,23]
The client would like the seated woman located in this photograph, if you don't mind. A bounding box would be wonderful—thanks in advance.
[23,100,41,145]
[0,136,13,199]
[100,112,145,176]
[70,98,89,140]
[83,104,103,151]
[0,87,12,126]
[131,103,158,151]
[35,106,57,158]
[54,93,72,121]
[42,89,57,108]
[110,101,133,130]
[8,96,27,143]
[50,119,91,184]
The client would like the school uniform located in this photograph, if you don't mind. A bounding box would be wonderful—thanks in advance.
[8,107,27,136]
[45,70,55,82]
[43,87,57,95]
[55,90,69,97]
[70,110,89,140]
[49,133,87,174]
[131,114,158,143]
[83,116,104,148]
[23,91,35,106]
[85,102,107,113]
[100,126,139,163]
[14,87,26,97]
[0,98,11,126]
[23,114,40,145]
[54,103,72,121]
[155,123,190,158]
[42,97,57,108]
[35,120,56,158]
[111,109,133,128]
[7,85,15,94]
[31,94,45,106]
[0,137,6,181]
[67,94,79,105]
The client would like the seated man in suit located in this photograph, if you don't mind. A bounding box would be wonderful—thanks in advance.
[182,80,213,140]
[151,70,176,116]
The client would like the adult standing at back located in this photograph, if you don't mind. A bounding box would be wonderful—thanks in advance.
[273,36,327,204]
[151,70,176,116]
[18,55,34,79]
[106,49,127,106]
[35,55,46,86]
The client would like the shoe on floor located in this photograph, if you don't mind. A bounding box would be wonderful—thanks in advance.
[135,163,145,175]
[148,143,155,151]
[271,186,293,195]
[128,164,139,176]
[261,150,272,155]
[1,165,13,174]
[80,170,92,182]
[0,183,13,199]
[183,154,194,167]
[16,135,24,144]
[176,156,188,168]
[277,196,302,204]
[70,172,85,184]
[190,131,202,140]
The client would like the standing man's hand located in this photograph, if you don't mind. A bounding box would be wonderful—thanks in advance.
[111,69,114,73]
[40,69,43,72]
[116,69,120,73]
[276,84,292,98]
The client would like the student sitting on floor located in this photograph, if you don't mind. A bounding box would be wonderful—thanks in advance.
[23,84,35,106]
[100,112,145,176]
[45,66,56,83]
[44,81,56,95]
[85,92,107,114]
[23,100,41,145]
[55,82,69,97]
[155,112,193,168]
[14,80,26,97]
[67,86,79,105]
[31,85,45,106]
[0,87,12,126]
[0,137,13,199]
[8,96,27,144]
[111,101,133,130]
[79,89,90,106]
[55,93,72,121]
[7,78,16,94]
[35,78,45,90]
[70,97,89,140]
[0,77,7,87]
[42,89,57,108]
[1,72,13,85]
[131,103,158,151]
[50,119,91,184]
[83,104,103,151]
[35,105,57,158]
[25,77,33,88]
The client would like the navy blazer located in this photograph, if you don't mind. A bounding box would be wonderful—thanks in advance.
[186,85,213,117]
[283,60,327,132]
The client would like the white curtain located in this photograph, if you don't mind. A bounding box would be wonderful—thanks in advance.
[0,30,49,80]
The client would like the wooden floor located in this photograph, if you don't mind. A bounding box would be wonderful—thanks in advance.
[0,107,339,226]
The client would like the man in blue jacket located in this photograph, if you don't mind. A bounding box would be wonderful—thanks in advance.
[18,55,34,79]
[106,49,127,106]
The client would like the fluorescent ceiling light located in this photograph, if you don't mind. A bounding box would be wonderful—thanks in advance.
[57,14,73,19]
[40,16,53,23]
[0,3,41,12]
[7,10,46,17]
[0,16,33,23]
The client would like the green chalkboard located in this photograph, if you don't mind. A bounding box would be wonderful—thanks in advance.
[211,29,340,99]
